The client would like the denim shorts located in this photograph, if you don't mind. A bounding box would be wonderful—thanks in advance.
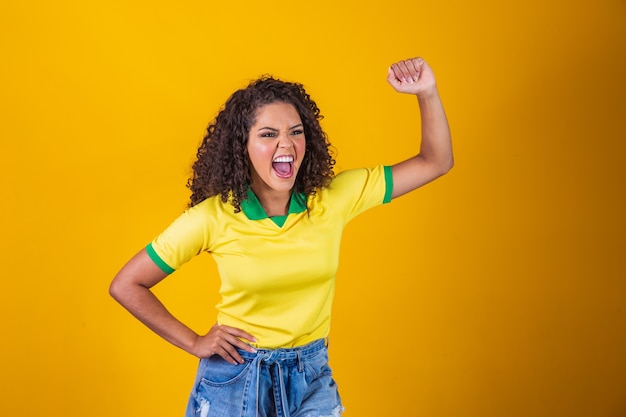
[185,339,344,417]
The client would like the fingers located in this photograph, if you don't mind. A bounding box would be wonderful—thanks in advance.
[212,339,246,365]
[220,324,257,346]
[215,325,258,363]
[196,324,258,365]
[388,57,424,85]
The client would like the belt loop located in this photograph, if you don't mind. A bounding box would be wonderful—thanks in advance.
[296,349,304,373]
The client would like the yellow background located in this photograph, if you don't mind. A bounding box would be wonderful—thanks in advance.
[1,1,625,416]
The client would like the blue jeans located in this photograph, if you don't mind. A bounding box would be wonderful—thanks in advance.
[185,339,344,417]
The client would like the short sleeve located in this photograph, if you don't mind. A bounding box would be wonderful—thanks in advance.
[325,165,393,223]
[146,201,213,274]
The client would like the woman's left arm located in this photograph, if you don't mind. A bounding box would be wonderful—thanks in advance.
[387,57,453,199]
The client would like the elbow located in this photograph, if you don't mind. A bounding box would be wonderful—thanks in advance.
[109,278,125,303]
[446,157,455,173]
[437,157,454,177]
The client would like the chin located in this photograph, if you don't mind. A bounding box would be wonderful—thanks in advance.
[273,180,296,192]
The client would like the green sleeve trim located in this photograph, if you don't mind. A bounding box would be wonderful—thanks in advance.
[146,243,175,274]
[383,165,393,204]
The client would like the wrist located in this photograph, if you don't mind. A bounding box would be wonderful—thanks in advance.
[416,85,439,101]
[416,86,441,105]
[187,334,203,357]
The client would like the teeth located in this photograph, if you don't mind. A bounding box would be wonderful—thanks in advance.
[273,155,293,163]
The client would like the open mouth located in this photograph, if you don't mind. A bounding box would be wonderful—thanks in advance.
[272,155,294,178]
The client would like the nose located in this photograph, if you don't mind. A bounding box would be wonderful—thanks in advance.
[277,133,293,148]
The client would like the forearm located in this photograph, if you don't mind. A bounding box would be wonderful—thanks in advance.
[110,281,200,356]
[416,87,453,173]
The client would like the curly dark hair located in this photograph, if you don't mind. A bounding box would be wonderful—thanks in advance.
[187,76,335,212]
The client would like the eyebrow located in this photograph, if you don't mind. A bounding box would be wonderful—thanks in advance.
[257,123,303,132]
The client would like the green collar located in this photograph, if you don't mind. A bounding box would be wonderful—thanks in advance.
[241,187,307,226]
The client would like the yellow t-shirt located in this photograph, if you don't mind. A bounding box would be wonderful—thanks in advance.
[147,165,393,348]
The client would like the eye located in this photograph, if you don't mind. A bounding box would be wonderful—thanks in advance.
[290,129,304,136]
[260,132,276,138]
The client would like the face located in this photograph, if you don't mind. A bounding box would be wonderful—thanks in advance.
[247,101,306,197]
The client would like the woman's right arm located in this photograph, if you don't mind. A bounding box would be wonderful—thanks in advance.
[109,248,257,364]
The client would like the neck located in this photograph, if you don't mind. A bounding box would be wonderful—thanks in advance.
[250,184,291,217]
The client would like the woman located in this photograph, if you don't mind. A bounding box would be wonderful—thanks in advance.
[110,56,453,417]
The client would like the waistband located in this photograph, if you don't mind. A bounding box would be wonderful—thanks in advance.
[238,338,328,363]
